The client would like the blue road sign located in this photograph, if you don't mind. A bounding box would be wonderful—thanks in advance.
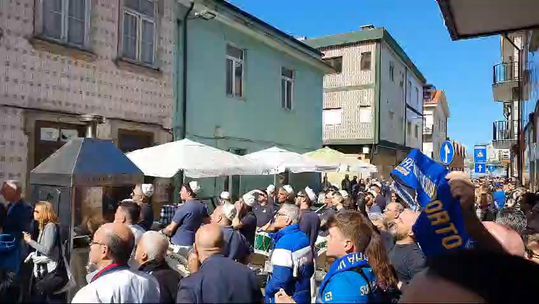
[440,141,455,166]
[475,163,486,174]
[474,146,487,163]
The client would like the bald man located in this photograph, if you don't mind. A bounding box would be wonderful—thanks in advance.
[136,231,181,304]
[176,224,262,303]
[72,223,160,303]
[483,221,526,257]
[388,209,426,287]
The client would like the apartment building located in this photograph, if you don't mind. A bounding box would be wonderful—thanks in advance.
[306,26,427,177]
[423,86,450,161]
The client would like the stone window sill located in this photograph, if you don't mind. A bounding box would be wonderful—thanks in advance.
[114,58,163,79]
[29,37,97,62]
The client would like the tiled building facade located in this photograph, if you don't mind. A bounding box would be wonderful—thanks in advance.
[0,0,178,201]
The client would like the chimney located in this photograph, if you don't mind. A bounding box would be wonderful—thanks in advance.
[360,24,375,31]
[79,114,104,138]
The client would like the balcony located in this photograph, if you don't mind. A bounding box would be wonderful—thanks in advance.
[492,120,517,149]
[492,62,519,102]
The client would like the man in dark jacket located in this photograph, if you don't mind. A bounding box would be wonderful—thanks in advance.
[177,224,262,303]
[135,231,181,304]
[297,187,320,250]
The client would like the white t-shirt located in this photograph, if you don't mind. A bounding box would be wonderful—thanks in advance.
[72,268,160,303]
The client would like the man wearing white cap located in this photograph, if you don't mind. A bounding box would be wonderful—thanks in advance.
[266,185,276,206]
[277,185,295,205]
[252,189,277,227]
[211,203,250,263]
[232,191,260,249]
[162,181,209,253]
[219,191,232,205]
[131,183,155,231]
[297,187,320,250]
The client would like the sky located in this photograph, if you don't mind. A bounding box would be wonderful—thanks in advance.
[228,0,504,151]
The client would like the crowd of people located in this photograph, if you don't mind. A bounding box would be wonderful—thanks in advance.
[1,172,539,303]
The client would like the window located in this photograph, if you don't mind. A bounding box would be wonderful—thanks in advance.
[415,87,419,105]
[42,0,90,47]
[414,124,419,138]
[281,67,294,110]
[389,62,394,82]
[324,56,343,74]
[323,108,342,126]
[360,52,371,71]
[359,106,372,123]
[122,0,157,65]
[407,80,412,102]
[389,111,395,121]
[226,44,244,98]
[407,121,412,135]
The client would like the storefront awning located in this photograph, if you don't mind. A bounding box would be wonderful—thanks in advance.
[437,0,539,40]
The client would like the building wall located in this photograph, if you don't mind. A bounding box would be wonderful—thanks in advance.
[319,42,376,143]
[379,41,424,149]
[180,12,325,196]
[0,0,177,194]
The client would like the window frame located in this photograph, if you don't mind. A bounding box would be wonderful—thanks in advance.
[389,61,395,82]
[323,108,343,126]
[281,67,295,111]
[120,0,158,67]
[360,51,372,71]
[226,44,245,98]
[39,0,92,49]
[324,56,343,74]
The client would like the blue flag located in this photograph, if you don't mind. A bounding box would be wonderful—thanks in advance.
[391,149,472,257]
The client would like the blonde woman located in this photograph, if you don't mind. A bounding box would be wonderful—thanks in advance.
[23,201,66,302]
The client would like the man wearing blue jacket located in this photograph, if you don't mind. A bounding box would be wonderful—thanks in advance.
[276,211,377,303]
[266,203,313,304]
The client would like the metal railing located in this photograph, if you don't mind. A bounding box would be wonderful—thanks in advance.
[493,120,515,141]
[493,62,519,84]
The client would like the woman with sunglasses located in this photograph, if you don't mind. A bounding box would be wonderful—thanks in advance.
[23,201,66,303]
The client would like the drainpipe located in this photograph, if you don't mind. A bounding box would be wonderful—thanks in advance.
[503,34,522,186]
[173,2,194,204]
[180,2,195,140]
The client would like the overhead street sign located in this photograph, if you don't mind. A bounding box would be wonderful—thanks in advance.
[475,163,486,174]
[440,141,455,166]
[474,146,487,163]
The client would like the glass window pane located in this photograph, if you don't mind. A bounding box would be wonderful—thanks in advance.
[234,62,243,97]
[123,13,138,60]
[361,52,371,71]
[125,0,139,10]
[286,81,292,109]
[141,20,154,64]
[43,0,63,39]
[140,0,155,17]
[281,67,293,78]
[227,45,243,60]
[281,79,286,108]
[67,0,86,46]
[226,59,233,95]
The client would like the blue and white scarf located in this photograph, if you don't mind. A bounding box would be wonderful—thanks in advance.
[391,149,473,257]
[319,252,370,298]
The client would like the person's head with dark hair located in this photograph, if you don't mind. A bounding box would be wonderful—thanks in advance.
[327,210,398,290]
[114,200,141,225]
[402,250,539,303]
[496,208,527,235]
[89,223,135,270]
[180,181,201,201]
[520,192,538,214]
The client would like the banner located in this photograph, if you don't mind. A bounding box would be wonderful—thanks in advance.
[391,149,473,257]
